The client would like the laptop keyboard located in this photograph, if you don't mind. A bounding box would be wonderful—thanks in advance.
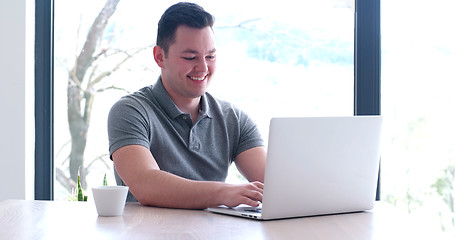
[244,208,262,213]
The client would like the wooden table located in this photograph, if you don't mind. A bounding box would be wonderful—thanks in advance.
[0,200,445,240]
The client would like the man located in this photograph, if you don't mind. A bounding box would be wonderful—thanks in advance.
[108,2,266,209]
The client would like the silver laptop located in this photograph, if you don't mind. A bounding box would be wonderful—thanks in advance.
[207,116,383,220]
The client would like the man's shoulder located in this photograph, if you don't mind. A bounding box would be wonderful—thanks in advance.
[204,92,250,122]
[115,85,154,105]
[204,92,239,111]
[108,85,157,119]
[126,85,154,100]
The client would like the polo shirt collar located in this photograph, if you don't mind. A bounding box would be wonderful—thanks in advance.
[152,77,212,119]
[199,92,212,119]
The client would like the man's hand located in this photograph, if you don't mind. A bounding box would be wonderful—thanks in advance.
[216,181,264,208]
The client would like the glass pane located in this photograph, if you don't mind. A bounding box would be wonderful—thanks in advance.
[54,0,354,200]
[381,0,455,235]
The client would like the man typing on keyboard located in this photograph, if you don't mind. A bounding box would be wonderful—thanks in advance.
[108,2,266,209]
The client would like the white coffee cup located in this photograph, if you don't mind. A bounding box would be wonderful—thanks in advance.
[92,186,129,217]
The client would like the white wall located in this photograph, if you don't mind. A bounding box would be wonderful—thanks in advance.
[0,0,34,200]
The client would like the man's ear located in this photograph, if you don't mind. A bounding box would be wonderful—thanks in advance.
[153,45,165,68]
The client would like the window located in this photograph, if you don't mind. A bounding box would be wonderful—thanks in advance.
[381,0,455,235]
[39,0,380,207]
[50,0,356,200]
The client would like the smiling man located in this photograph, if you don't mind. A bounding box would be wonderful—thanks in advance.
[107,2,267,209]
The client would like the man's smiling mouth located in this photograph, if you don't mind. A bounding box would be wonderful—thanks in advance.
[188,74,208,81]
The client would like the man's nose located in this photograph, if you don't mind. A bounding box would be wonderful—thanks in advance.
[195,58,208,72]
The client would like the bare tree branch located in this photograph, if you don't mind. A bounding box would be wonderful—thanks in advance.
[67,0,121,186]
[85,154,111,173]
[88,45,153,89]
[97,85,130,94]
[216,18,261,29]
[73,0,121,82]
[56,168,77,193]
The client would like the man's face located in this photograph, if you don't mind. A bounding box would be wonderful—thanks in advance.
[158,25,217,101]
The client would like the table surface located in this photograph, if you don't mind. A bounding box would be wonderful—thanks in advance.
[0,199,446,240]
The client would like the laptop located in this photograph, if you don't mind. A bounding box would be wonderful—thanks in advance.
[207,116,383,220]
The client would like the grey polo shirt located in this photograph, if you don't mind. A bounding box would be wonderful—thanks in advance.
[108,78,264,201]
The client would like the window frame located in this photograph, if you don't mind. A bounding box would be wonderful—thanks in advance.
[35,0,381,200]
[35,0,54,200]
[354,0,381,200]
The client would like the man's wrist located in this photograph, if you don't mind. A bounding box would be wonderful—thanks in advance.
[205,181,227,207]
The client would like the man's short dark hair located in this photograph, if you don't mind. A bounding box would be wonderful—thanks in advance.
[157,2,215,55]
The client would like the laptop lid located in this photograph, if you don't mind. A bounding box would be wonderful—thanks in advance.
[261,116,382,220]
[207,116,382,220]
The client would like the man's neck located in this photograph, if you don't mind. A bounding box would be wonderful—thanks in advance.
[174,97,200,115]
[160,76,202,121]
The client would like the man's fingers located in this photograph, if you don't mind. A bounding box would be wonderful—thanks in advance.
[251,181,264,191]
[240,196,261,207]
[246,199,261,207]
[244,185,263,202]
[249,182,264,194]
[222,182,265,207]
[249,191,263,202]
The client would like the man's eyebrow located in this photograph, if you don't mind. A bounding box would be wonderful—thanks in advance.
[181,48,217,54]
[182,49,198,54]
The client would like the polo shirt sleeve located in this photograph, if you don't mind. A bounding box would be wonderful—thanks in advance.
[108,96,151,159]
[233,110,265,159]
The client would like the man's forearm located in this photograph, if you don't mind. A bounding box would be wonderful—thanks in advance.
[127,169,225,209]
[126,169,263,209]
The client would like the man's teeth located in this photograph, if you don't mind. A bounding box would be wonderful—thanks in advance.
[189,76,206,81]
